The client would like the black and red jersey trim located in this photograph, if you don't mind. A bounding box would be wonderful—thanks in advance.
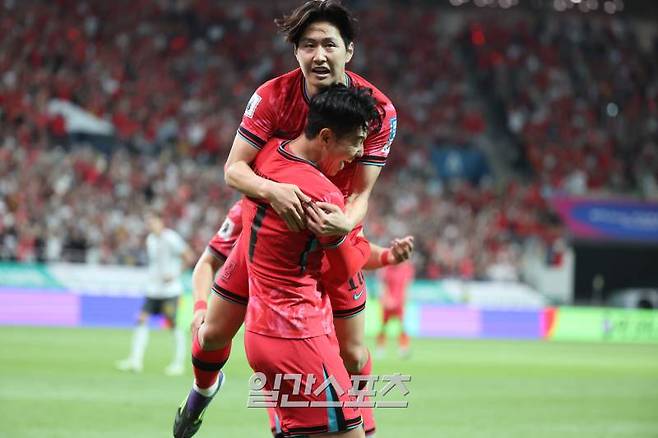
[283,416,362,437]
[277,141,320,169]
[238,126,266,150]
[357,155,387,167]
[211,283,248,306]
[207,245,228,262]
[332,302,366,319]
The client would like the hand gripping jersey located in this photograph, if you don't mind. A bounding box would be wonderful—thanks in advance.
[242,139,368,339]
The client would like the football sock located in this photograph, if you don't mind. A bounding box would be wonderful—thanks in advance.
[399,332,410,349]
[130,324,149,365]
[191,331,231,390]
[172,328,185,367]
[185,332,231,418]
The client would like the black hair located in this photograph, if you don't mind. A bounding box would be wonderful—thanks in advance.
[275,0,358,47]
[305,84,383,140]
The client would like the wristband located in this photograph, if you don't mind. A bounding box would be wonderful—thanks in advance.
[380,249,392,266]
[194,300,208,312]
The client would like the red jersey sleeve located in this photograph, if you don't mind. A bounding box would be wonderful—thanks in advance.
[358,101,397,167]
[207,200,244,260]
[237,82,278,150]
[321,231,371,286]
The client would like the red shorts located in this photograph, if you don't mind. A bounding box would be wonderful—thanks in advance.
[244,332,363,437]
[212,233,249,306]
[214,234,367,317]
[382,306,405,324]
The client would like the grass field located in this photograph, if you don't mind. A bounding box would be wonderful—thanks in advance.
[1,327,657,438]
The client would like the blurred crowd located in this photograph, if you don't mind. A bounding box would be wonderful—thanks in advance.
[468,13,658,197]
[1,1,655,279]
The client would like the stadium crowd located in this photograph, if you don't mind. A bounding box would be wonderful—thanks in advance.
[468,13,658,198]
[2,1,655,279]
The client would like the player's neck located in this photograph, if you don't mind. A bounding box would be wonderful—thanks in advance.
[288,136,320,164]
[304,72,349,98]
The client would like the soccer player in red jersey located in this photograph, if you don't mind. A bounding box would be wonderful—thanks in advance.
[243,84,380,438]
[174,2,412,437]
[376,260,416,359]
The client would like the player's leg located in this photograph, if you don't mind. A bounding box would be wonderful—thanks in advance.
[323,429,366,438]
[333,312,374,436]
[396,307,410,358]
[375,308,391,359]
[162,296,186,375]
[328,271,376,437]
[174,245,249,438]
[117,299,154,372]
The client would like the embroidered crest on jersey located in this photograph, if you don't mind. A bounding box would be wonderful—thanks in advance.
[244,93,262,119]
[382,117,397,154]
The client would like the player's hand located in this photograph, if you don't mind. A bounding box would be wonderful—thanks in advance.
[388,235,414,264]
[265,181,311,232]
[190,309,206,337]
[304,201,352,237]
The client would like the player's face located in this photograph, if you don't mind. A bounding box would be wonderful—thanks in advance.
[295,21,354,96]
[319,127,366,176]
[146,215,164,234]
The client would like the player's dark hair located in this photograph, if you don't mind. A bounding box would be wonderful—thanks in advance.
[275,0,358,47]
[305,84,382,140]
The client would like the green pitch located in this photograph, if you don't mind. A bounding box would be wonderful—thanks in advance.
[1,327,657,438]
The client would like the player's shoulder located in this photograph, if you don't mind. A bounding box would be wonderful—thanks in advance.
[270,141,341,199]
[347,70,395,113]
[227,199,244,215]
[256,69,303,96]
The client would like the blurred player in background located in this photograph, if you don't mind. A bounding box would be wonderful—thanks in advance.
[117,210,193,375]
[174,1,412,437]
[376,253,415,359]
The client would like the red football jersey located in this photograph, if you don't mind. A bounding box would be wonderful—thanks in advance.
[243,139,351,339]
[238,68,397,197]
[379,262,415,309]
[207,200,244,260]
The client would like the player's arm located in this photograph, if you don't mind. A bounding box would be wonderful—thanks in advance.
[321,233,371,286]
[306,202,370,284]
[224,135,311,232]
[190,248,224,335]
[309,165,382,236]
[364,236,414,270]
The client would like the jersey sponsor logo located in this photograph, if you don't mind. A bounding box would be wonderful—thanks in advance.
[244,92,262,118]
[353,289,365,301]
[382,117,397,155]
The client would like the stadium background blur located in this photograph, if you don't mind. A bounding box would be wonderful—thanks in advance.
[1,0,657,437]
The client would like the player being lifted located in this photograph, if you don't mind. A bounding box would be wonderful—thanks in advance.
[174,2,413,437]
[242,84,382,438]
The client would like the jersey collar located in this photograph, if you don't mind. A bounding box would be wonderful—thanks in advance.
[277,140,320,170]
[301,72,353,105]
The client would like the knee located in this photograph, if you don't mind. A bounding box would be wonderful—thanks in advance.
[198,322,231,350]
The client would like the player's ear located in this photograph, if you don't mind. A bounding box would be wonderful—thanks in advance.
[319,128,333,145]
[345,42,354,64]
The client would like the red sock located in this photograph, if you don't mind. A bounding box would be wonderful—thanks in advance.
[376,332,386,348]
[191,332,231,390]
[399,332,410,349]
